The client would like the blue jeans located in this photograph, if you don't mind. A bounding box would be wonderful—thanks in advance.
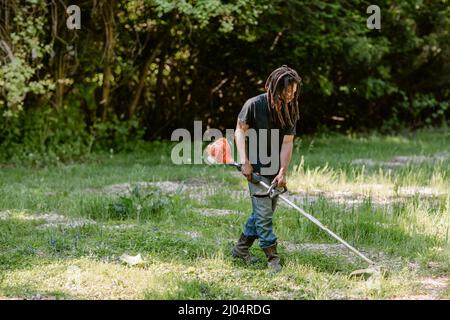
[243,176,278,248]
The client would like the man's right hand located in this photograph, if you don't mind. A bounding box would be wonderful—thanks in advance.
[241,163,253,181]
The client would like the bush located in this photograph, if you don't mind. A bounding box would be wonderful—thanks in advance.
[0,105,90,165]
[108,184,172,221]
[91,118,145,153]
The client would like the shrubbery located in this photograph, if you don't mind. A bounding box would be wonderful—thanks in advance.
[0,0,449,163]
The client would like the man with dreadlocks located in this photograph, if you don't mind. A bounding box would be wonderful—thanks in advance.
[232,65,302,272]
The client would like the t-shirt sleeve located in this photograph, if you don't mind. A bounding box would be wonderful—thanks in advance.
[285,123,296,136]
[238,99,254,126]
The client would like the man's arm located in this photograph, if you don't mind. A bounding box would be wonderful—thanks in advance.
[272,135,294,187]
[235,119,253,181]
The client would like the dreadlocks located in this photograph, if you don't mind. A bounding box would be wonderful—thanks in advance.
[265,65,302,128]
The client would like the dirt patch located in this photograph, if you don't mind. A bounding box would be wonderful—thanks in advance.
[187,187,220,203]
[98,180,249,204]
[394,276,449,300]
[351,152,450,168]
[285,185,445,207]
[0,210,97,230]
[1,211,66,223]
[101,224,136,231]
[280,194,320,206]
[37,220,95,229]
[4,211,96,229]
[194,208,243,217]
[398,186,444,197]
[100,180,207,196]
[281,241,415,271]
[101,181,183,196]
[21,213,97,230]
[419,277,449,299]
[99,179,444,209]
[282,191,377,207]
[26,212,67,223]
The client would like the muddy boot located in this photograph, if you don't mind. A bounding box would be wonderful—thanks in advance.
[262,243,282,273]
[232,233,259,264]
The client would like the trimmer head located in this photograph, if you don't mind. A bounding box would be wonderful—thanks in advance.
[349,265,388,280]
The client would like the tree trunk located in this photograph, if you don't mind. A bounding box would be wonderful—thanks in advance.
[55,51,65,111]
[100,0,116,121]
[154,50,166,113]
[127,40,164,119]
[127,59,149,119]
[101,64,112,120]
[127,14,175,119]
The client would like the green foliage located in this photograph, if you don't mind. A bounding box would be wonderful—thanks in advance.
[0,3,54,115]
[91,118,145,153]
[0,105,90,165]
[0,0,449,158]
[410,94,449,125]
[151,0,267,31]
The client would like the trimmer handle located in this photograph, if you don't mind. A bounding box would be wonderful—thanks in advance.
[231,163,287,198]
[253,182,287,198]
[229,163,262,184]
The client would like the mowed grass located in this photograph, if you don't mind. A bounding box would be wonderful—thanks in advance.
[0,127,449,300]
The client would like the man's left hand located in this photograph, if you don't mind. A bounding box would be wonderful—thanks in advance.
[272,173,287,188]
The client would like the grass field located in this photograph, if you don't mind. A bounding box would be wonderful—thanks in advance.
[0,127,449,300]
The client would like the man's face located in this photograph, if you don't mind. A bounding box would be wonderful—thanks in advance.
[282,83,297,103]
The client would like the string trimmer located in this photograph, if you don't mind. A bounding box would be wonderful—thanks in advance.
[205,137,384,279]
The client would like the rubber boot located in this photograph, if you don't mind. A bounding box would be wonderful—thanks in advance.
[262,243,282,273]
[232,233,259,264]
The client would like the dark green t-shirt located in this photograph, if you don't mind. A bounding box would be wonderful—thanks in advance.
[238,93,296,178]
